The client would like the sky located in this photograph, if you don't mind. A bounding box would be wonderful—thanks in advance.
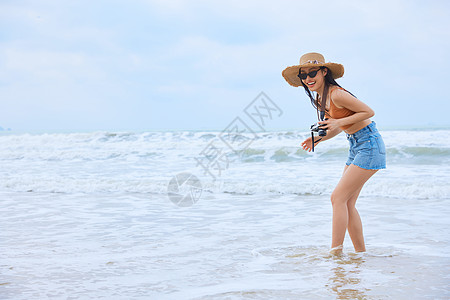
[1,0,449,133]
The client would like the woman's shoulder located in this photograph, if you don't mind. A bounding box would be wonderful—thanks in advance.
[330,85,347,95]
[329,86,348,108]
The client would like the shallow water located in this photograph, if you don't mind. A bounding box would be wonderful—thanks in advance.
[1,192,449,299]
[1,129,449,298]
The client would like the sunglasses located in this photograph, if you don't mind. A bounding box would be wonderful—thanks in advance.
[297,69,322,80]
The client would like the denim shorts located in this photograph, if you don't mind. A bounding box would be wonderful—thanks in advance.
[346,122,386,170]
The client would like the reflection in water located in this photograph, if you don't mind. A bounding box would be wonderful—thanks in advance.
[327,253,369,299]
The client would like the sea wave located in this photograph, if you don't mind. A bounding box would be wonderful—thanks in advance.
[0,174,448,200]
[0,131,449,163]
[0,130,449,200]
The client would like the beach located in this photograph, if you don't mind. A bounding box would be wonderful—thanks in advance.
[1,129,449,299]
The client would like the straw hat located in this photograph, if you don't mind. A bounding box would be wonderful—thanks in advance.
[282,52,344,87]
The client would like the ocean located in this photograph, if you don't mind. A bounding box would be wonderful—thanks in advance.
[1,129,449,299]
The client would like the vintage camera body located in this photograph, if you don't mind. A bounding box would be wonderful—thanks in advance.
[310,122,327,137]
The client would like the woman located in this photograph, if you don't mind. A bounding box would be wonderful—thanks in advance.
[282,52,386,254]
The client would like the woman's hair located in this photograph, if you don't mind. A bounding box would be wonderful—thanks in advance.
[299,67,355,116]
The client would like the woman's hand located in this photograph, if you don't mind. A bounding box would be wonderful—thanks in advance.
[301,137,320,152]
[318,118,342,132]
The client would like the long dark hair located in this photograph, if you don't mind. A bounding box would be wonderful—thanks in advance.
[299,67,355,118]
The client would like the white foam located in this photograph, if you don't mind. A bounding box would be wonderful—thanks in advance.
[0,130,449,199]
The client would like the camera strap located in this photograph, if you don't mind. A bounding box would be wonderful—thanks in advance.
[311,133,322,152]
[319,84,329,121]
[312,85,328,152]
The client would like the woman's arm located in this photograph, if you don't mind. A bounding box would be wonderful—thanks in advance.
[319,127,342,142]
[301,127,342,152]
[313,126,342,146]
[319,89,374,131]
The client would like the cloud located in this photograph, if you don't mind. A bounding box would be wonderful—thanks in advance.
[0,0,449,131]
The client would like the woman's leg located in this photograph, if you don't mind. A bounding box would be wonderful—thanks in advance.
[347,185,365,251]
[341,165,367,251]
[331,164,377,251]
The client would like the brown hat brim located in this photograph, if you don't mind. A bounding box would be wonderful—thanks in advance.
[282,63,344,87]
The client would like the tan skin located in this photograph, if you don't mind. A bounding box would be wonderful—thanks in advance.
[300,67,378,253]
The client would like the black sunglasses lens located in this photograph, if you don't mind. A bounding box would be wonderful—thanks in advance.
[309,70,318,78]
[298,69,319,80]
[298,73,307,80]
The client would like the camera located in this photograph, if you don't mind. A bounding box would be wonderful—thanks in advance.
[310,122,327,137]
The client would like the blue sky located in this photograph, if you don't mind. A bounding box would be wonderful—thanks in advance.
[1,0,449,132]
